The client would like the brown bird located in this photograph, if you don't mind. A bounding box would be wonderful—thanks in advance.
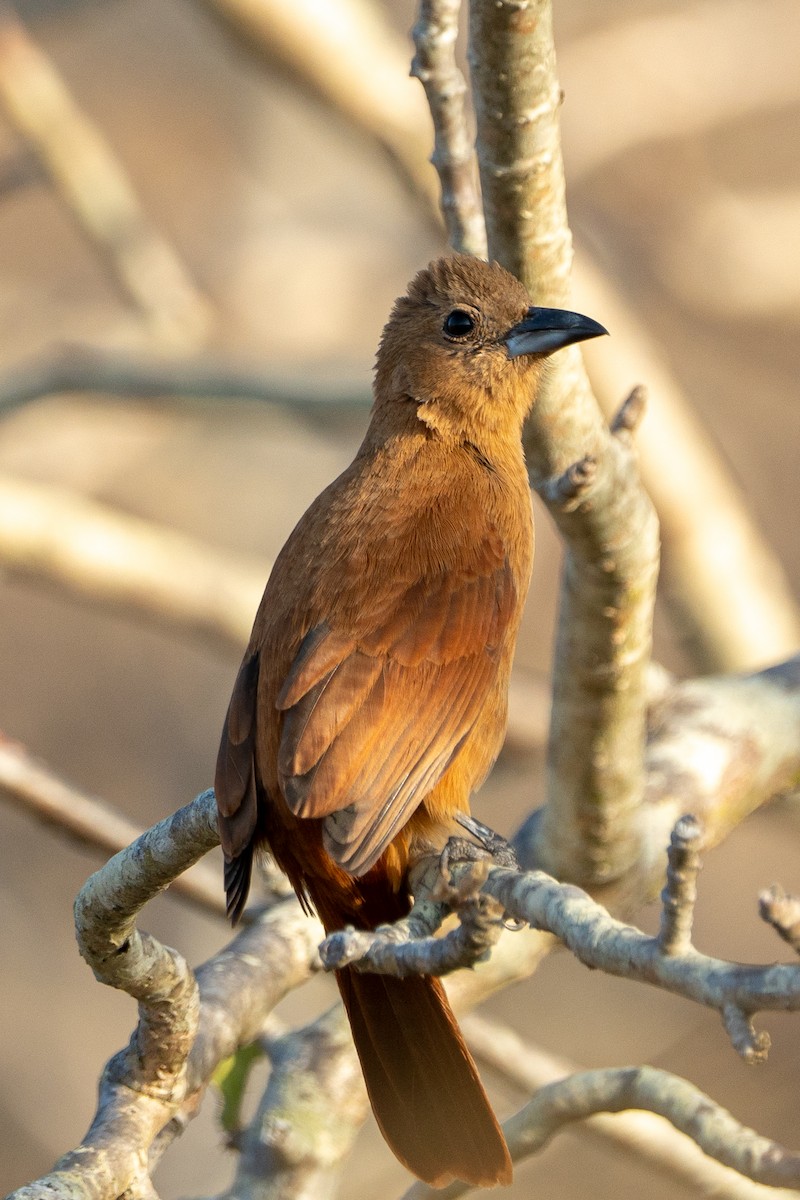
[215,254,606,1187]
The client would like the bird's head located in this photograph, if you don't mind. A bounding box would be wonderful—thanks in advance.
[373,255,606,443]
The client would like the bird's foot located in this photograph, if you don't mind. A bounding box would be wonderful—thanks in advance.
[438,816,524,930]
[439,814,518,878]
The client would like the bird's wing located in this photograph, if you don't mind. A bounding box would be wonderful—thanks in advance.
[276,532,516,875]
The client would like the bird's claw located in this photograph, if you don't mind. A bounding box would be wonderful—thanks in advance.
[453,813,519,869]
[437,814,518,879]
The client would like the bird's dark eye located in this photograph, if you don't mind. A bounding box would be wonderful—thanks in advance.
[443,309,475,339]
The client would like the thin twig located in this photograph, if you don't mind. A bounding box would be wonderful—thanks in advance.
[657,814,703,956]
[0,346,371,418]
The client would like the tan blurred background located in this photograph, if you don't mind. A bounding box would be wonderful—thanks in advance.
[0,1,799,1196]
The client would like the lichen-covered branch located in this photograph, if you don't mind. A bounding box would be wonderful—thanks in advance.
[221,1008,367,1200]
[9,793,323,1200]
[468,0,660,888]
[322,846,800,1065]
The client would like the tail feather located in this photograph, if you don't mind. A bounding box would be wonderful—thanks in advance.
[338,967,512,1187]
[224,847,253,924]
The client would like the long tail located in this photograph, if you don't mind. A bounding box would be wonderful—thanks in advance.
[226,816,513,1187]
[338,966,512,1187]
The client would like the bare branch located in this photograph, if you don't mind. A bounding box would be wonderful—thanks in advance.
[462,1014,800,1200]
[0,4,212,347]
[198,0,438,215]
[411,0,487,256]
[481,863,800,1057]
[468,0,660,889]
[404,1063,800,1200]
[560,0,800,182]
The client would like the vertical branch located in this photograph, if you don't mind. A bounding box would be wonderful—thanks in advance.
[468,0,660,886]
[411,0,487,257]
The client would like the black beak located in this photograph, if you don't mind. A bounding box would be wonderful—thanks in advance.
[505,306,608,358]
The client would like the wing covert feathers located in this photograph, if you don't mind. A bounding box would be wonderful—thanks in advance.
[277,549,516,874]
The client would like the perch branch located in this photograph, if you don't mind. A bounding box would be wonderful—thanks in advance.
[321,862,505,977]
[468,0,660,887]
[0,4,212,347]
[327,818,800,1064]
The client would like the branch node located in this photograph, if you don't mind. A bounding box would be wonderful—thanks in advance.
[539,454,597,510]
[722,1002,771,1064]
[759,884,800,956]
[657,814,703,956]
[610,384,647,438]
